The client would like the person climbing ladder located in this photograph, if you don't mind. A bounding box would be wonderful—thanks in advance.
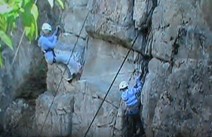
[119,72,145,137]
[38,23,82,82]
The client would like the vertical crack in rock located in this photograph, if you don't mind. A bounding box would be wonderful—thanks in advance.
[168,27,186,73]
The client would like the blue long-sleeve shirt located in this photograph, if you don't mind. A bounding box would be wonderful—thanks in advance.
[38,32,58,64]
[121,77,143,107]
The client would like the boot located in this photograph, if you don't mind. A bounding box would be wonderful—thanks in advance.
[65,74,74,83]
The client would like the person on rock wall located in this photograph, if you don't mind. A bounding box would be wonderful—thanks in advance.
[38,23,82,82]
[119,72,145,137]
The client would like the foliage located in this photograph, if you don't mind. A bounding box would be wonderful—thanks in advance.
[0,0,64,67]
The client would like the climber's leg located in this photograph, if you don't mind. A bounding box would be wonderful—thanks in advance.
[54,50,81,81]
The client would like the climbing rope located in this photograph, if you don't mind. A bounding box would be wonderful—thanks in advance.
[83,33,139,137]
[111,68,137,136]
[38,9,90,136]
[11,0,38,65]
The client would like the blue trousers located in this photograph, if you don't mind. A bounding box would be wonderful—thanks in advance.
[45,50,81,77]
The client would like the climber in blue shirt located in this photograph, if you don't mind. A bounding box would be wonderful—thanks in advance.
[38,23,82,82]
[119,73,145,136]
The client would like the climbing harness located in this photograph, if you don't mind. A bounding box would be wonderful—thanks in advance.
[82,1,154,134]
[39,0,150,136]
[44,48,56,63]
[38,8,90,137]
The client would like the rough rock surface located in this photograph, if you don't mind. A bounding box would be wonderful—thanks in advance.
[86,0,137,50]
[40,35,137,136]
[0,0,53,135]
[35,91,74,137]
[3,99,36,137]
[0,27,46,135]
[141,0,212,137]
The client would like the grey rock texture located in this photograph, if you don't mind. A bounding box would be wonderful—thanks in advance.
[40,35,137,136]
[3,99,36,137]
[0,27,46,134]
[35,91,73,137]
[141,0,212,137]
[152,60,212,137]
[0,0,55,135]
[85,0,138,51]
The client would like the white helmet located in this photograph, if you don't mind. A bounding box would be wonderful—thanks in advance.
[41,23,52,31]
[119,81,128,90]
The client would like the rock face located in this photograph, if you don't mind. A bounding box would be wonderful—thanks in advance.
[0,0,52,135]
[3,99,36,137]
[35,0,137,136]
[0,26,46,136]
[86,0,136,49]
[37,36,137,137]
[141,0,212,137]
[1,0,212,137]
[35,91,73,137]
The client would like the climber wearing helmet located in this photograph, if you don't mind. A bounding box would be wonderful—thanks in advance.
[38,23,82,82]
[119,73,145,137]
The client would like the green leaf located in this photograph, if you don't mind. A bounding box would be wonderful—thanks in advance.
[24,26,33,40]
[21,1,38,40]
[22,14,33,26]
[31,4,38,20]
[48,0,54,8]
[0,50,3,68]
[34,19,38,39]
[0,0,41,67]
[24,20,37,40]
[24,26,30,36]
[0,44,3,68]
[17,0,23,8]
[0,15,7,31]
[22,5,33,27]
[22,0,31,6]
[56,0,64,9]
[6,12,19,31]
[30,4,38,39]
[20,8,24,13]
[29,22,35,40]
[0,30,13,49]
